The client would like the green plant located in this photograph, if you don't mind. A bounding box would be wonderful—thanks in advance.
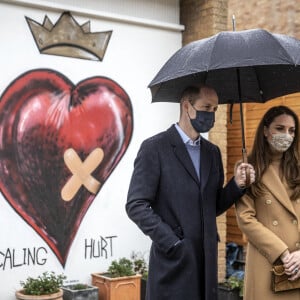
[20,271,66,295]
[130,251,148,280]
[107,257,135,278]
[226,275,244,297]
[70,283,89,290]
[105,252,148,279]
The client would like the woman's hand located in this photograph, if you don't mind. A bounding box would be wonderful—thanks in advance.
[282,250,300,281]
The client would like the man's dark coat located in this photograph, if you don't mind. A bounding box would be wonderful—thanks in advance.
[126,125,244,300]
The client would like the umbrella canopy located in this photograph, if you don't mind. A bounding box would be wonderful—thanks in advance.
[149,28,300,104]
[149,28,300,184]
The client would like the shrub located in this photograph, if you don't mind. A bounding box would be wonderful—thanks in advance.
[20,271,66,295]
[130,251,148,280]
[226,274,244,297]
[71,283,89,290]
[107,258,135,278]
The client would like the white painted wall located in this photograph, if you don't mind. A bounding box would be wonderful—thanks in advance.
[0,0,183,298]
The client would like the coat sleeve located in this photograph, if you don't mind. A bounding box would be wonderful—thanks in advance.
[235,193,288,263]
[213,146,245,215]
[126,139,179,254]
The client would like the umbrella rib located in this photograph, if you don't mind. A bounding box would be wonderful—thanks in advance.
[206,33,221,71]
[252,67,264,101]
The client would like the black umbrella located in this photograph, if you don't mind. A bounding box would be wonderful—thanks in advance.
[149,28,300,167]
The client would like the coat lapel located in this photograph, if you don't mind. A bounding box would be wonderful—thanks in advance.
[167,125,199,184]
[262,165,296,216]
[200,138,212,190]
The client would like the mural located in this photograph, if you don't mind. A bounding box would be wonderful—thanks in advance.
[26,11,112,61]
[0,69,133,266]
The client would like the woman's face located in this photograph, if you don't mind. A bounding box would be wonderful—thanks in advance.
[264,113,295,152]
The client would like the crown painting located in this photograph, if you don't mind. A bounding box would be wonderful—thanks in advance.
[26,11,112,61]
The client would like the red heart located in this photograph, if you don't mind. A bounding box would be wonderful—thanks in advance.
[0,69,133,266]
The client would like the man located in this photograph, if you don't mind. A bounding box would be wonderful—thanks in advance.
[126,85,255,300]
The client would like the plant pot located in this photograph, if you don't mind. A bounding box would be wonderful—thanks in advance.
[15,289,63,300]
[91,273,141,300]
[62,284,98,300]
[218,284,242,300]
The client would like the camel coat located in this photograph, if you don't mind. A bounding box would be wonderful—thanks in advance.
[236,164,300,300]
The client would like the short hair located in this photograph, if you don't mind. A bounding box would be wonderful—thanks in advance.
[180,86,201,105]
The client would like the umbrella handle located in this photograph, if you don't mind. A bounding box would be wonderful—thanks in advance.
[242,148,251,187]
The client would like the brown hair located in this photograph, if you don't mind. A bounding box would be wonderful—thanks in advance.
[247,105,300,200]
[179,86,199,117]
[179,85,216,115]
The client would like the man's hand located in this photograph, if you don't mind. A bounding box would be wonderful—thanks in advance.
[234,162,255,188]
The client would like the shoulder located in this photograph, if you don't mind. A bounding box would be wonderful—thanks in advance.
[137,131,168,158]
[142,131,167,147]
[201,136,220,153]
[141,126,175,148]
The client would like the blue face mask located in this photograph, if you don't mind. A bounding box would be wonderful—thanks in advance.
[189,106,215,133]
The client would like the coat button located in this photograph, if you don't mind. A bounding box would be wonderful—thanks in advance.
[272,220,278,226]
[266,199,272,205]
[292,219,298,225]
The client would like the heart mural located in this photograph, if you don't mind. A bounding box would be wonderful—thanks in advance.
[0,69,133,266]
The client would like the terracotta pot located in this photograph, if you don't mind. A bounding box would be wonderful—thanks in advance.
[15,288,63,300]
[91,273,141,300]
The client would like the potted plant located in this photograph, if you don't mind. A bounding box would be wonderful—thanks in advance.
[61,283,98,300]
[218,274,244,300]
[130,252,148,300]
[15,271,66,300]
[91,257,141,300]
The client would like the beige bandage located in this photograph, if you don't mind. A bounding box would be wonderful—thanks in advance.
[61,148,104,201]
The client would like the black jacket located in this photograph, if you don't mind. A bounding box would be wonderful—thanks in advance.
[126,125,244,300]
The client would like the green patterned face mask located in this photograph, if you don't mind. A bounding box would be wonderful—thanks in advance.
[269,133,294,152]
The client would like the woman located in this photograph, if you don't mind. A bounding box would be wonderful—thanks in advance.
[236,105,300,299]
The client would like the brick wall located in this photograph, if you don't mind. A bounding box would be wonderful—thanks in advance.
[181,0,228,42]
[228,0,300,38]
[180,0,229,282]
